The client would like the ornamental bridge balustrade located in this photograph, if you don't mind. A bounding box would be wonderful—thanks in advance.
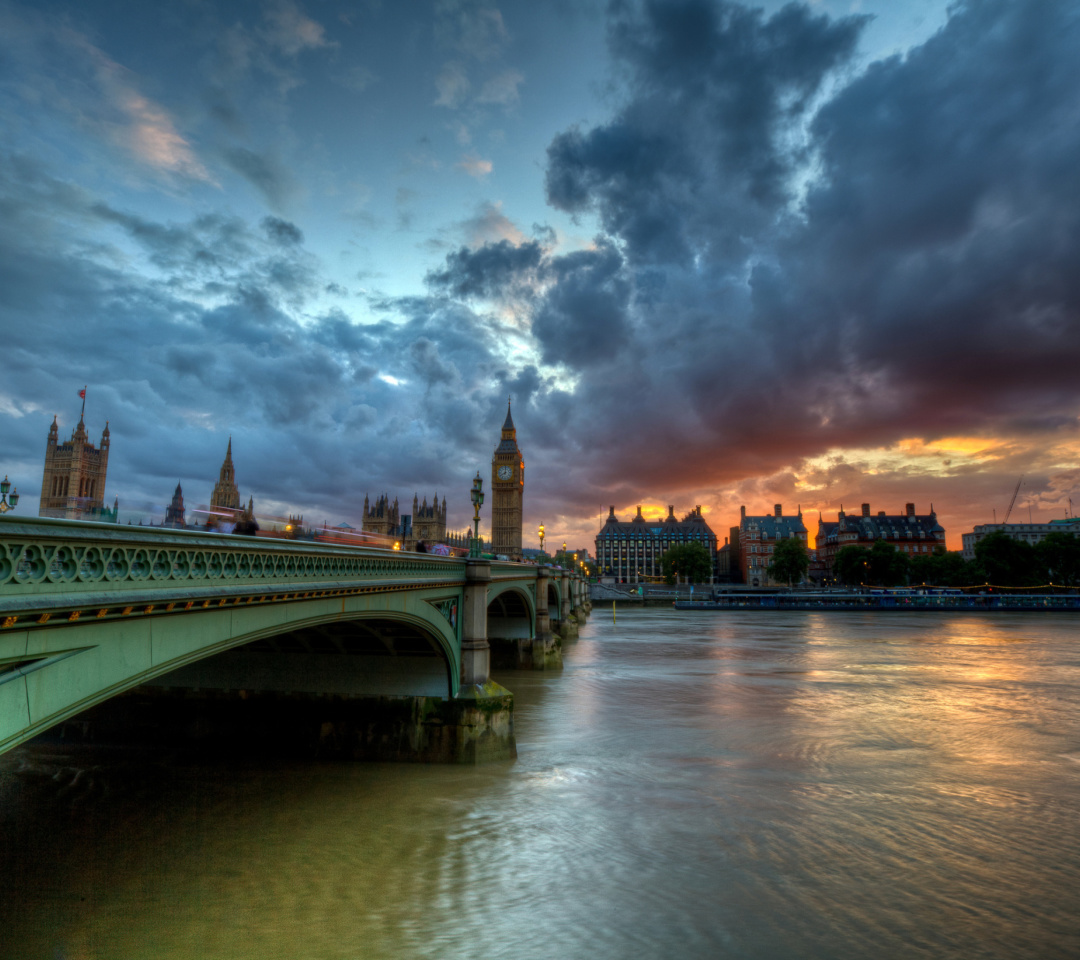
[0,516,583,758]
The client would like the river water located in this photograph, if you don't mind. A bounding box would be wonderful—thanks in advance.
[2,608,1080,959]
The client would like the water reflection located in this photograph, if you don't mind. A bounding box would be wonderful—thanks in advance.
[2,609,1079,959]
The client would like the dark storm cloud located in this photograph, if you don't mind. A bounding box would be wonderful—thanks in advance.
[425,238,543,299]
[532,241,631,366]
[409,337,459,386]
[546,0,866,268]
[515,0,1080,512]
[263,216,304,246]
[0,144,542,522]
[753,0,1080,437]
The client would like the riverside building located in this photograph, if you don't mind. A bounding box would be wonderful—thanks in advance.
[816,503,945,578]
[595,505,717,583]
[961,518,1080,560]
[733,505,808,587]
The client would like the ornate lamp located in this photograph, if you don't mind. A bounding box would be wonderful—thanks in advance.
[469,472,485,558]
[538,522,545,554]
[0,476,18,514]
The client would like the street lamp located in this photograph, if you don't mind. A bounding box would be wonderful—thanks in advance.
[470,472,485,558]
[0,476,19,514]
[538,522,545,554]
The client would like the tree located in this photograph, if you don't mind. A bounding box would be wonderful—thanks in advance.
[660,542,713,584]
[972,531,1037,586]
[1034,532,1080,586]
[833,541,908,586]
[768,537,809,586]
[909,548,972,586]
[834,545,869,585]
[866,540,909,586]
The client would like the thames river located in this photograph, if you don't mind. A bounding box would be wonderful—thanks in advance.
[2,608,1079,959]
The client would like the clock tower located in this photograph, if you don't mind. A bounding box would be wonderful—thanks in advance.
[491,399,524,560]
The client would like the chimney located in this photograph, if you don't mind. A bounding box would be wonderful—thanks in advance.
[774,504,782,517]
[636,505,643,518]
[740,505,746,520]
[608,505,615,519]
[906,503,915,517]
[668,505,675,519]
[861,503,870,517]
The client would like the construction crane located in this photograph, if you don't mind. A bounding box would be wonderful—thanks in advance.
[1002,475,1024,525]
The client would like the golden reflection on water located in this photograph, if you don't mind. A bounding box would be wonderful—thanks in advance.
[3,610,1080,960]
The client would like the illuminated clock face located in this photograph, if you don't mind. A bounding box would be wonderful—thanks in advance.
[497,465,513,480]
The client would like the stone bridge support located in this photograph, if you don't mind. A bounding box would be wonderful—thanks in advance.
[461,558,492,686]
[558,568,578,639]
[416,557,518,762]
[576,574,592,617]
[485,564,561,671]
[529,565,560,669]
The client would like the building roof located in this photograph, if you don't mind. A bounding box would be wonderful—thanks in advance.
[742,515,807,538]
[597,505,717,540]
[740,507,807,538]
[817,504,944,544]
[495,399,520,455]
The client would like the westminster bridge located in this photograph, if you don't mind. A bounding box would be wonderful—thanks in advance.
[0,516,590,763]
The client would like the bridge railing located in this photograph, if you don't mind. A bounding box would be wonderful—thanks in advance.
[0,515,466,603]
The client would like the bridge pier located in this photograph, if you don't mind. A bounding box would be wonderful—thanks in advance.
[558,569,578,639]
[531,564,559,668]
[70,685,517,765]
[573,574,589,621]
[434,557,517,761]
[486,564,561,670]
[461,558,492,686]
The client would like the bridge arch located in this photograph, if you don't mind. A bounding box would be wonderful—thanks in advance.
[547,581,562,614]
[147,608,459,700]
[1,590,463,755]
[486,584,535,641]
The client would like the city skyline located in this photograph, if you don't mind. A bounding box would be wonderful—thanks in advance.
[2,0,1078,551]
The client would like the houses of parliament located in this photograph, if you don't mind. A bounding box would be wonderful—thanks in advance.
[32,395,526,556]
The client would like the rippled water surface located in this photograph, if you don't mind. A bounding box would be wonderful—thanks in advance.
[3,609,1080,959]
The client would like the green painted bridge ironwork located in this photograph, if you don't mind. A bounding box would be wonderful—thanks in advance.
[0,515,588,759]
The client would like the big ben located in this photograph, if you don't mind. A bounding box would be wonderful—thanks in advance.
[491,399,524,560]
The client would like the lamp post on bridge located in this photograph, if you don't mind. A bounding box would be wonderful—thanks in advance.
[538,522,545,555]
[469,472,485,558]
[0,476,19,513]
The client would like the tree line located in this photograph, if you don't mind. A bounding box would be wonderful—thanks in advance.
[645,531,1080,588]
[824,531,1080,588]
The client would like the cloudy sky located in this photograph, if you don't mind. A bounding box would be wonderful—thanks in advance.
[2,0,1078,550]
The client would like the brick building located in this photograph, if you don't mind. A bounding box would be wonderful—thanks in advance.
[733,505,808,587]
[816,503,945,579]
